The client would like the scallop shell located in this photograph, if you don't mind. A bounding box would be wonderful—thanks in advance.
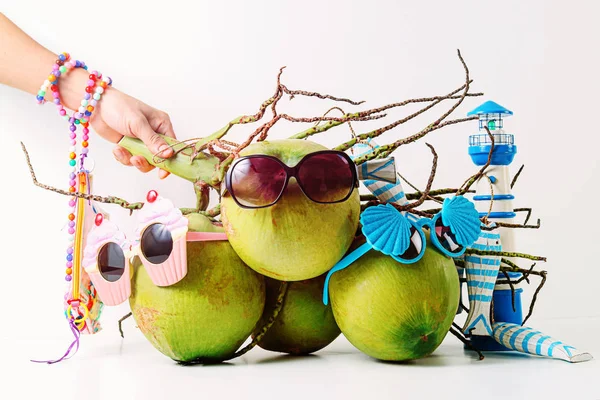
[360,204,412,256]
[440,196,481,246]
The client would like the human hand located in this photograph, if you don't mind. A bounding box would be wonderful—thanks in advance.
[90,88,175,179]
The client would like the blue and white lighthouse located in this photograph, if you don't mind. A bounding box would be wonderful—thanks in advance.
[467,100,517,228]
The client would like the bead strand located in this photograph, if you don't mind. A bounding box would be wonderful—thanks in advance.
[63,69,111,283]
[78,71,112,168]
[36,52,70,104]
[37,52,111,283]
[51,53,87,283]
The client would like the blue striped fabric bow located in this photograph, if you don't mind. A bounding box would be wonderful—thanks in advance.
[357,158,397,184]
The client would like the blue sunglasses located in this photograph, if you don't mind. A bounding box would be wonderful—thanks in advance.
[322,195,481,305]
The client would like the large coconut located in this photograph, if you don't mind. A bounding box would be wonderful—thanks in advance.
[129,213,266,362]
[253,274,341,355]
[329,236,459,361]
[221,139,361,281]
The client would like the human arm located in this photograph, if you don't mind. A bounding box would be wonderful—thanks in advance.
[0,12,173,177]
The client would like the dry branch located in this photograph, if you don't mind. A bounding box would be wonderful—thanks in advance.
[21,142,143,212]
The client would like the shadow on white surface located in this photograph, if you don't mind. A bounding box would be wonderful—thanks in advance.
[5,317,597,400]
[255,353,325,365]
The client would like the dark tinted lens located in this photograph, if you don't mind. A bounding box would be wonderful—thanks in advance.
[434,217,463,254]
[141,223,173,265]
[397,226,423,261]
[230,157,287,208]
[98,242,126,282]
[298,153,354,203]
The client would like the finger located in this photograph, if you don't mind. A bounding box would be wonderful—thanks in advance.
[158,169,170,179]
[129,115,174,159]
[147,111,177,163]
[113,142,157,173]
[147,110,176,140]
[113,146,133,166]
[130,155,155,173]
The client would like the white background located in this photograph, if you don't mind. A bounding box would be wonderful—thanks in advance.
[0,0,599,399]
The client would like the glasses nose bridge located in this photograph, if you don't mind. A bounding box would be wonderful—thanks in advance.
[281,163,300,193]
[281,162,314,201]
[286,163,301,180]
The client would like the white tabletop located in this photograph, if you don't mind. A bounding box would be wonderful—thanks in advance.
[3,316,598,400]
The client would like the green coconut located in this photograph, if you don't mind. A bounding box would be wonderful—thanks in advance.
[221,139,361,281]
[129,213,266,362]
[329,236,459,361]
[253,274,341,355]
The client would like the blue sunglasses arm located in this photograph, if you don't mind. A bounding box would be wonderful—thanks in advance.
[414,217,431,228]
[322,241,372,306]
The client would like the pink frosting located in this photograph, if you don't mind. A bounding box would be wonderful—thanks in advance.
[134,195,188,241]
[83,219,128,270]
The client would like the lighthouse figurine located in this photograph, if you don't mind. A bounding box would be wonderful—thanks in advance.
[464,100,524,351]
[467,100,517,222]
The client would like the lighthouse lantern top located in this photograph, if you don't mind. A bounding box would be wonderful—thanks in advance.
[467,100,513,132]
[467,100,517,166]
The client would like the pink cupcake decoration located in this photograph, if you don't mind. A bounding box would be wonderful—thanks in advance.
[133,191,189,287]
[82,213,132,306]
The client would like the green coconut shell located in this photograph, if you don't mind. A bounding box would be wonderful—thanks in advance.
[329,236,459,361]
[254,274,341,355]
[221,139,360,281]
[129,213,266,362]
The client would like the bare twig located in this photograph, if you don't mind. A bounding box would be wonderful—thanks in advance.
[511,164,525,189]
[457,126,495,196]
[348,116,478,164]
[398,172,444,204]
[431,49,471,128]
[480,175,495,224]
[404,208,434,218]
[118,312,133,339]
[450,322,484,360]
[194,181,211,212]
[459,297,470,315]
[408,188,472,200]
[361,188,465,203]
[290,112,361,140]
[401,144,438,210]
[454,259,465,268]
[359,86,480,116]
[193,67,287,153]
[397,172,421,193]
[499,258,522,272]
[514,208,533,225]
[419,208,443,214]
[465,249,546,262]
[480,220,541,230]
[364,199,435,218]
[499,261,541,283]
[269,66,287,117]
[290,89,483,140]
[334,51,475,157]
[21,142,144,213]
[500,267,536,287]
[522,270,547,325]
[280,113,387,124]
[201,204,221,218]
[280,83,364,105]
